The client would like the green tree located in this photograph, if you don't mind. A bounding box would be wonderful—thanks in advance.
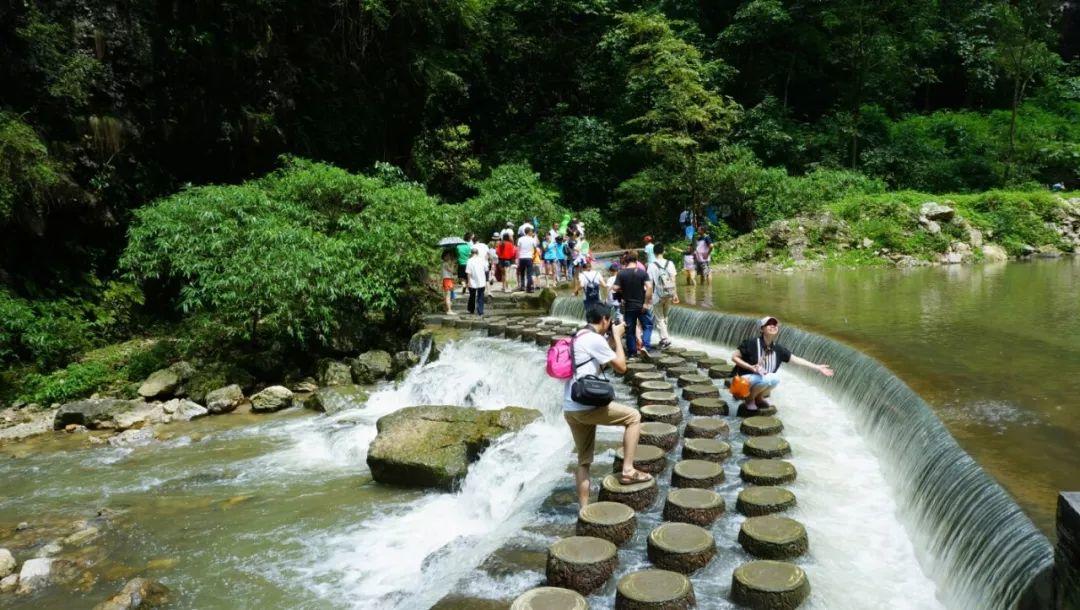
[412,123,482,199]
[463,163,563,236]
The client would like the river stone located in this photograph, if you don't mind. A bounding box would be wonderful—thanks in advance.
[351,350,394,383]
[655,357,686,371]
[730,560,810,610]
[741,416,783,436]
[632,371,667,388]
[204,384,244,414]
[681,384,718,400]
[741,459,797,485]
[671,460,725,489]
[679,350,707,363]
[163,399,208,422]
[308,385,369,415]
[646,522,715,574]
[737,487,797,517]
[685,417,728,439]
[738,516,808,559]
[510,587,588,610]
[707,365,733,379]
[636,380,675,394]
[392,350,420,375]
[613,445,668,475]
[624,362,658,376]
[663,488,725,527]
[367,405,540,490]
[737,403,778,417]
[53,399,139,430]
[535,331,556,347]
[108,427,156,448]
[408,328,438,362]
[137,368,180,399]
[0,549,14,578]
[681,438,731,462]
[640,391,677,407]
[250,386,294,412]
[676,374,709,388]
[598,474,658,511]
[688,398,728,417]
[577,502,637,546]
[93,577,171,610]
[639,422,679,451]
[615,569,695,610]
[16,558,51,594]
[0,574,16,593]
[640,405,681,426]
[317,359,353,387]
[546,536,618,595]
[744,436,791,458]
[667,365,698,377]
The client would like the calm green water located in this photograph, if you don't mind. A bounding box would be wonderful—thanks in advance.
[684,257,1080,534]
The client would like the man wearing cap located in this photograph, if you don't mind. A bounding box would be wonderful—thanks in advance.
[731,316,834,411]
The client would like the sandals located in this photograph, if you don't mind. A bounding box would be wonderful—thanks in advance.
[619,470,654,485]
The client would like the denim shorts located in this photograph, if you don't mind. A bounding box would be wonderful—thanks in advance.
[743,373,780,389]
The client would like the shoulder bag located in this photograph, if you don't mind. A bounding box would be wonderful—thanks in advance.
[570,330,616,407]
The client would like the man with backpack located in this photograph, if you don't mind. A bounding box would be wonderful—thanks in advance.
[574,259,605,308]
[647,243,680,349]
[613,251,654,356]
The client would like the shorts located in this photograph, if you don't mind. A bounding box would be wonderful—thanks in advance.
[694,260,711,276]
[563,403,641,466]
[743,373,780,390]
[441,278,454,291]
[457,264,467,280]
[499,259,513,268]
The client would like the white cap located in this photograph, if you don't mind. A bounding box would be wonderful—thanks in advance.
[759,316,779,328]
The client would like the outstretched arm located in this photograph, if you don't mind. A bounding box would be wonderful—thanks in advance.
[790,355,834,377]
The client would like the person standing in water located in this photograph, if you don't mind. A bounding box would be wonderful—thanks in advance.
[731,316,834,412]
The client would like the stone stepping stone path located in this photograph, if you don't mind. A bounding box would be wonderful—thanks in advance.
[744,435,792,458]
[684,417,728,438]
[740,459,797,485]
[635,380,675,395]
[640,391,678,406]
[646,522,716,575]
[546,535,618,594]
[680,438,732,463]
[639,422,679,451]
[624,362,658,376]
[698,357,727,368]
[598,473,658,510]
[503,325,524,339]
[615,569,695,609]
[737,403,779,417]
[662,488,725,527]
[660,346,688,356]
[682,384,719,400]
[676,373,710,388]
[577,501,637,546]
[738,515,809,559]
[666,365,699,378]
[631,371,667,387]
[737,486,797,517]
[640,404,682,425]
[671,459,725,489]
[679,350,707,363]
[511,586,588,610]
[613,445,668,475]
[730,560,810,609]
[741,416,784,436]
[655,356,687,371]
[688,397,728,417]
[707,365,733,379]
[535,331,555,347]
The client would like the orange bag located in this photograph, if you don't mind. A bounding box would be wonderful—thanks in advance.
[730,375,751,399]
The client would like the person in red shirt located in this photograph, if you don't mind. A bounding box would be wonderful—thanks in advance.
[495,234,517,292]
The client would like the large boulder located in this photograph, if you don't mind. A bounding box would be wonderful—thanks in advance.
[407,329,438,362]
[138,367,180,399]
[53,399,140,430]
[92,577,170,610]
[982,244,1009,262]
[204,384,244,414]
[350,350,393,384]
[0,548,14,578]
[393,351,420,376]
[307,385,368,415]
[367,405,541,490]
[113,404,166,431]
[920,201,955,222]
[16,558,51,594]
[162,399,208,421]
[250,386,293,413]
[317,359,353,387]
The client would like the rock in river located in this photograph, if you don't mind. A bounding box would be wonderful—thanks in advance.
[317,359,353,387]
[0,548,14,578]
[204,384,243,414]
[367,405,541,490]
[53,399,140,430]
[16,558,51,594]
[250,386,293,413]
[351,350,394,384]
[307,385,369,415]
[92,577,170,610]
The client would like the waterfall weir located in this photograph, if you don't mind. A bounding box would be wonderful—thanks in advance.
[550,296,1054,609]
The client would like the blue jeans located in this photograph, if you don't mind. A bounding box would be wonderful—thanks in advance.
[744,373,780,390]
[624,308,654,356]
[517,259,534,291]
[468,287,485,315]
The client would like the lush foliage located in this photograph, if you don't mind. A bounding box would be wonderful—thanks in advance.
[462,163,564,237]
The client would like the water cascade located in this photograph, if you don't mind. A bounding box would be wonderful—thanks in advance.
[550,296,1054,609]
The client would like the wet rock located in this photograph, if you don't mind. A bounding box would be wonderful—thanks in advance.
[367,405,541,490]
[0,573,17,593]
[64,424,87,433]
[63,527,99,546]
[16,557,51,594]
[307,385,368,415]
[350,350,394,384]
[393,351,420,376]
[92,577,170,610]
[162,399,207,422]
[249,386,293,413]
[114,404,165,431]
[36,541,62,557]
[54,399,139,430]
[107,428,156,448]
[291,379,319,393]
[920,201,955,222]
[408,329,439,362]
[0,549,14,578]
[317,360,353,387]
[982,244,1008,262]
[204,384,243,414]
[137,369,180,399]
[941,252,963,265]
[0,408,56,442]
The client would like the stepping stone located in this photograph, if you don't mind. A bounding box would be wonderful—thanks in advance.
[730,560,810,610]
[639,422,679,451]
[511,587,588,610]
[698,357,728,368]
[707,365,733,379]
[577,501,637,546]
[487,322,508,337]
[737,403,778,417]
[535,331,556,347]
[504,326,524,339]
[676,374,710,388]
[682,384,719,400]
[640,405,682,426]
[640,391,677,406]
[443,316,462,328]
[744,436,791,458]
[679,350,707,363]
[740,459,797,485]
[667,365,698,377]
[681,438,731,462]
[741,416,784,436]
[613,445,668,475]
[655,356,687,371]
[631,371,667,388]
[671,460,725,489]
[662,488,725,527]
[736,487,797,517]
[661,346,688,356]
[685,417,728,439]
[625,362,659,376]
[636,380,675,394]
[646,522,716,574]
[614,569,695,610]
[598,474,658,511]
[738,516,809,559]
[688,398,728,417]
[549,335,570,348]
[546,535,618,595]
[520,327,541,341]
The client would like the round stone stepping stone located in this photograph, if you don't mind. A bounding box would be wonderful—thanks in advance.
[699,357,727,368]
[676,374,710,388]
[655,357,687,371]
[681,438,731,462]
[549,335,570,347]
[487,322,508,337]
[646,522,716,574]
[520,327,541,341]
[707,365,733,379]
[443,316,462,328]
[738,515,808,559]
[639,422,679,451]
[640,405,682,426]
[737,403,778,417]
[546,535,618,595]
[685,417,728,439]
[577,501,637,546]
[662,346,688,356]
[682,384,719,400]
[730,560,810,610]
[632,371,667,388]
[535,331,556,347]
[741,416,784,436]
[688,397,728,417]
[736,487,797,517]
[504,325,524,339]
[613,445,668,475]
[744,436,791,458]
[511,586,588,610]
[671,460,724,489]
[599,473,658,511]
[740,459,797,485]
[636,380,675,394]
[640,391,677,406]
[614,569,695,610]
[667,365,698,377]
[662,488,725,527]
[679,350,707,363]
[624,362,658,376]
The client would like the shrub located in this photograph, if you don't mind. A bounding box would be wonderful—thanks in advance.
[462,163,564,238]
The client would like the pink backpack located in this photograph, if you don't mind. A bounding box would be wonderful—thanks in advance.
[546,330,585,379]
